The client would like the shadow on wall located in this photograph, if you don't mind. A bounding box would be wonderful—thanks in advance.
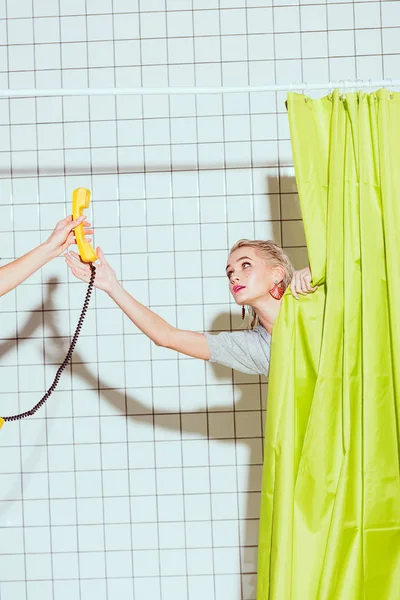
[0,175,307,600]
[0,284,265,599]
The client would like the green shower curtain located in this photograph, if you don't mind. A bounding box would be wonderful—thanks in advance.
[257,89,400,599]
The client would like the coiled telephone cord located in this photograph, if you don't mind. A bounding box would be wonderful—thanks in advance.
[1,264,96,423]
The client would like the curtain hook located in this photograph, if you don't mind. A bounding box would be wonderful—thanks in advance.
[328,81,333,101]
[301,81,308,102]
[338,80,345,100]
[383,78,393,99]
[355,79,363,101]
[387,78,394,99]
[368,79,378,99]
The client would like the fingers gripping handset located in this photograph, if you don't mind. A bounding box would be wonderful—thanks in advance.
[72,188,98,263]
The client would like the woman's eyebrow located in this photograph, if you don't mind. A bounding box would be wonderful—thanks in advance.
[225,256,252,272]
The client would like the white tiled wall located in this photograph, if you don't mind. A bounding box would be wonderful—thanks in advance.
[0,2,399,599]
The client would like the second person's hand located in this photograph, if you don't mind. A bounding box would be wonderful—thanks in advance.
[65,247,119,295]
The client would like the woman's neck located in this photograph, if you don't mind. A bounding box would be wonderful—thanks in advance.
[252,297,282,335]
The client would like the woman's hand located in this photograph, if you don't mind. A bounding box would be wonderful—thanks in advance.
[289,266,317,299]
[45,215,94,258]
[65,247,119,295]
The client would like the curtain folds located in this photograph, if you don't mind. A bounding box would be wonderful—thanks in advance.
[257,89,400,599]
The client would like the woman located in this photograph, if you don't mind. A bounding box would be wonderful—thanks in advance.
[0,214,92,297]
[64,239,316,374]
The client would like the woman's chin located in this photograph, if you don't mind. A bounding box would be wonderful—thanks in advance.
[233,293,251,306]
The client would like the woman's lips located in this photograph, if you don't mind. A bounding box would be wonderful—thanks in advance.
[233,285,246,294]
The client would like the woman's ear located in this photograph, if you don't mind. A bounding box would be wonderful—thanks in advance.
[274,266,286,282]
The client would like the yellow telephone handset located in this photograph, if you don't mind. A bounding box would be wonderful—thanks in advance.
[72,188,97,263]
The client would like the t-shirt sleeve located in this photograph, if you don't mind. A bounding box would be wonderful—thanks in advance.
[204,328,271,376]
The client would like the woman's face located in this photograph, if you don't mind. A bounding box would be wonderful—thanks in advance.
[226,246,279,306]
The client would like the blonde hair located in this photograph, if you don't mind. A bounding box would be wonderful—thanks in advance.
[229,239,294,329]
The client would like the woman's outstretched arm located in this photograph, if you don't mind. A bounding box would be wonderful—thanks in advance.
[65,247,211,361]
[0,215,91,297]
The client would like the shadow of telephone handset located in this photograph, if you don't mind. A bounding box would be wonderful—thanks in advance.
[0,188,96,429]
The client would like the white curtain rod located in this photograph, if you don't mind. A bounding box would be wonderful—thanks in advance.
[0,79,398,97]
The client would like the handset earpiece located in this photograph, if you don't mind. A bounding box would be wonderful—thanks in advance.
[72,188,98,263]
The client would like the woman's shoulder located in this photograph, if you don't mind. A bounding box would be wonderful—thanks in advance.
[253,325,271,342]
[205,324,271,376]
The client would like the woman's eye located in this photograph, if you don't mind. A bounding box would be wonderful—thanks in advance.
[242,262,251,269]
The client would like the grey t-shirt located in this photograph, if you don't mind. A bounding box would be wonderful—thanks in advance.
[204,325,271,376]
